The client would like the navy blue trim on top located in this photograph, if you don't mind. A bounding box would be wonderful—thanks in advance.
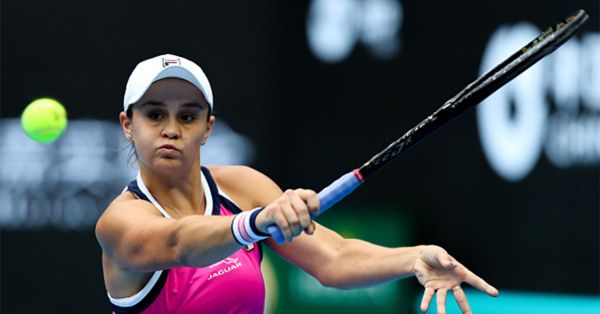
[201,166,244,215]
[200,166,223,215]
[111,270,169,314]
[218,195,243,215]
[201,166,264,261]
[126,180,150,202]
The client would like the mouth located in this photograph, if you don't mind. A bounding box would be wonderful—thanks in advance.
[158,144,180,152]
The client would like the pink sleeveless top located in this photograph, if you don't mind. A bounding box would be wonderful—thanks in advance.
[108,167,265,314]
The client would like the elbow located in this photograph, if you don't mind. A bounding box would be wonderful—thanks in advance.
[117,244,181,272]
[311,239,351,289]
[313,267,335,288]
[312,259,366,290]
[317,275,354,290]
[317,276,340,289]
[116,230,182,272]
[313,267,353,290]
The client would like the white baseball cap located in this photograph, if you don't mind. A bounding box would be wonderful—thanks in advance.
[123,54,214,112]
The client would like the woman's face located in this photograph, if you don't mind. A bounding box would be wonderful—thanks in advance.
[120,78,214,175]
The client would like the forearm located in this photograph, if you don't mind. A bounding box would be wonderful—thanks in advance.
[113,215,243,271]
[318,240,424,289]
[172,215,242,268]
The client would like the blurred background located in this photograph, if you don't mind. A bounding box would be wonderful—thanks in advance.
[1,0,599,313]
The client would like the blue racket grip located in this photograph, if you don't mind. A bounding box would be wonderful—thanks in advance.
[267,171,363,244]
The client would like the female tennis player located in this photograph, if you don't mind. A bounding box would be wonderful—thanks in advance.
[95,54,498,314]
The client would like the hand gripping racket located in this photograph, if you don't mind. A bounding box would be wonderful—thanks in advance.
[268,9,589,244]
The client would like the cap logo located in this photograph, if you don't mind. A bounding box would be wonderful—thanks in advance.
[162,58,181,68]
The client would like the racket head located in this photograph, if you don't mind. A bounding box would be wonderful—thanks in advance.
[357,9,589,179]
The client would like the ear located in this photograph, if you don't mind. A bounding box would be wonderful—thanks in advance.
[119,111,133,141]
[203,115,216,144]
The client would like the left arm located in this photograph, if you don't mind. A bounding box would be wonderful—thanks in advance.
[267,224,422,289]
[212,165,417,287]
[214,165,498,313]
[270,228,498,314]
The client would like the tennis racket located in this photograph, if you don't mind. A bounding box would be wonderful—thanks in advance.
[269,9,589,244]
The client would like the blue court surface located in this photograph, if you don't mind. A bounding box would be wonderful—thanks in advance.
[416,289,600,314]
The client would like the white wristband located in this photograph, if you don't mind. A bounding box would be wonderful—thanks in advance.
[231,208,268,246]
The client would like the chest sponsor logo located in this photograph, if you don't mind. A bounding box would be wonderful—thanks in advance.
[207,257,243,280]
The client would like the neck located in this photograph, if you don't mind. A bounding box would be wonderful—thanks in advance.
[139,161,206,217]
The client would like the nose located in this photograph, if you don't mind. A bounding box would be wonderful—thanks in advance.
[161,117,180,139]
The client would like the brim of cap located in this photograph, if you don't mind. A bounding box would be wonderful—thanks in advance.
[125,66,209,110]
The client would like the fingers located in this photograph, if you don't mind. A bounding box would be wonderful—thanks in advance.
[296,188,320,216]
[434,249,497,297]
[420,287,435,313]
[421,287,477,314]
[268,203,294,242]
[264,189,319,242]
[417,247,497,313]
[287,190,310,236]
[436,289,447,314]
[468,275,498,297]
[294,189,319,235]
[452,287,472,314]
[455,262,499,297]
[424,288,471,314]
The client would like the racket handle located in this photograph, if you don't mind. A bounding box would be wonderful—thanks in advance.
[267,170,363,244]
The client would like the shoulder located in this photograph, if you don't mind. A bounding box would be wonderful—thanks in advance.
[206,165,272,186]
[206,165,283,210]
[95,192,161,250]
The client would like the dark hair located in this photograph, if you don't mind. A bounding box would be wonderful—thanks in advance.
[124,106,139,165]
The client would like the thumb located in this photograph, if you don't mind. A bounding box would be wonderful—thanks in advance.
[439,254,456,269]
[304,221,316,235]
[254,206,272,234]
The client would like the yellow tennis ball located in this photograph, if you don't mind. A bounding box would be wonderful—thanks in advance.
[21,98,68,143]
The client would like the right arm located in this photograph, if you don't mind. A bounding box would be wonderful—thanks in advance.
[96,164,324,273]
[95,183,318,273]
[95,195,242,272]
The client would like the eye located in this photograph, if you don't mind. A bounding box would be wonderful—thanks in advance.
[180,113,197,123]
[147,111,164,121]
